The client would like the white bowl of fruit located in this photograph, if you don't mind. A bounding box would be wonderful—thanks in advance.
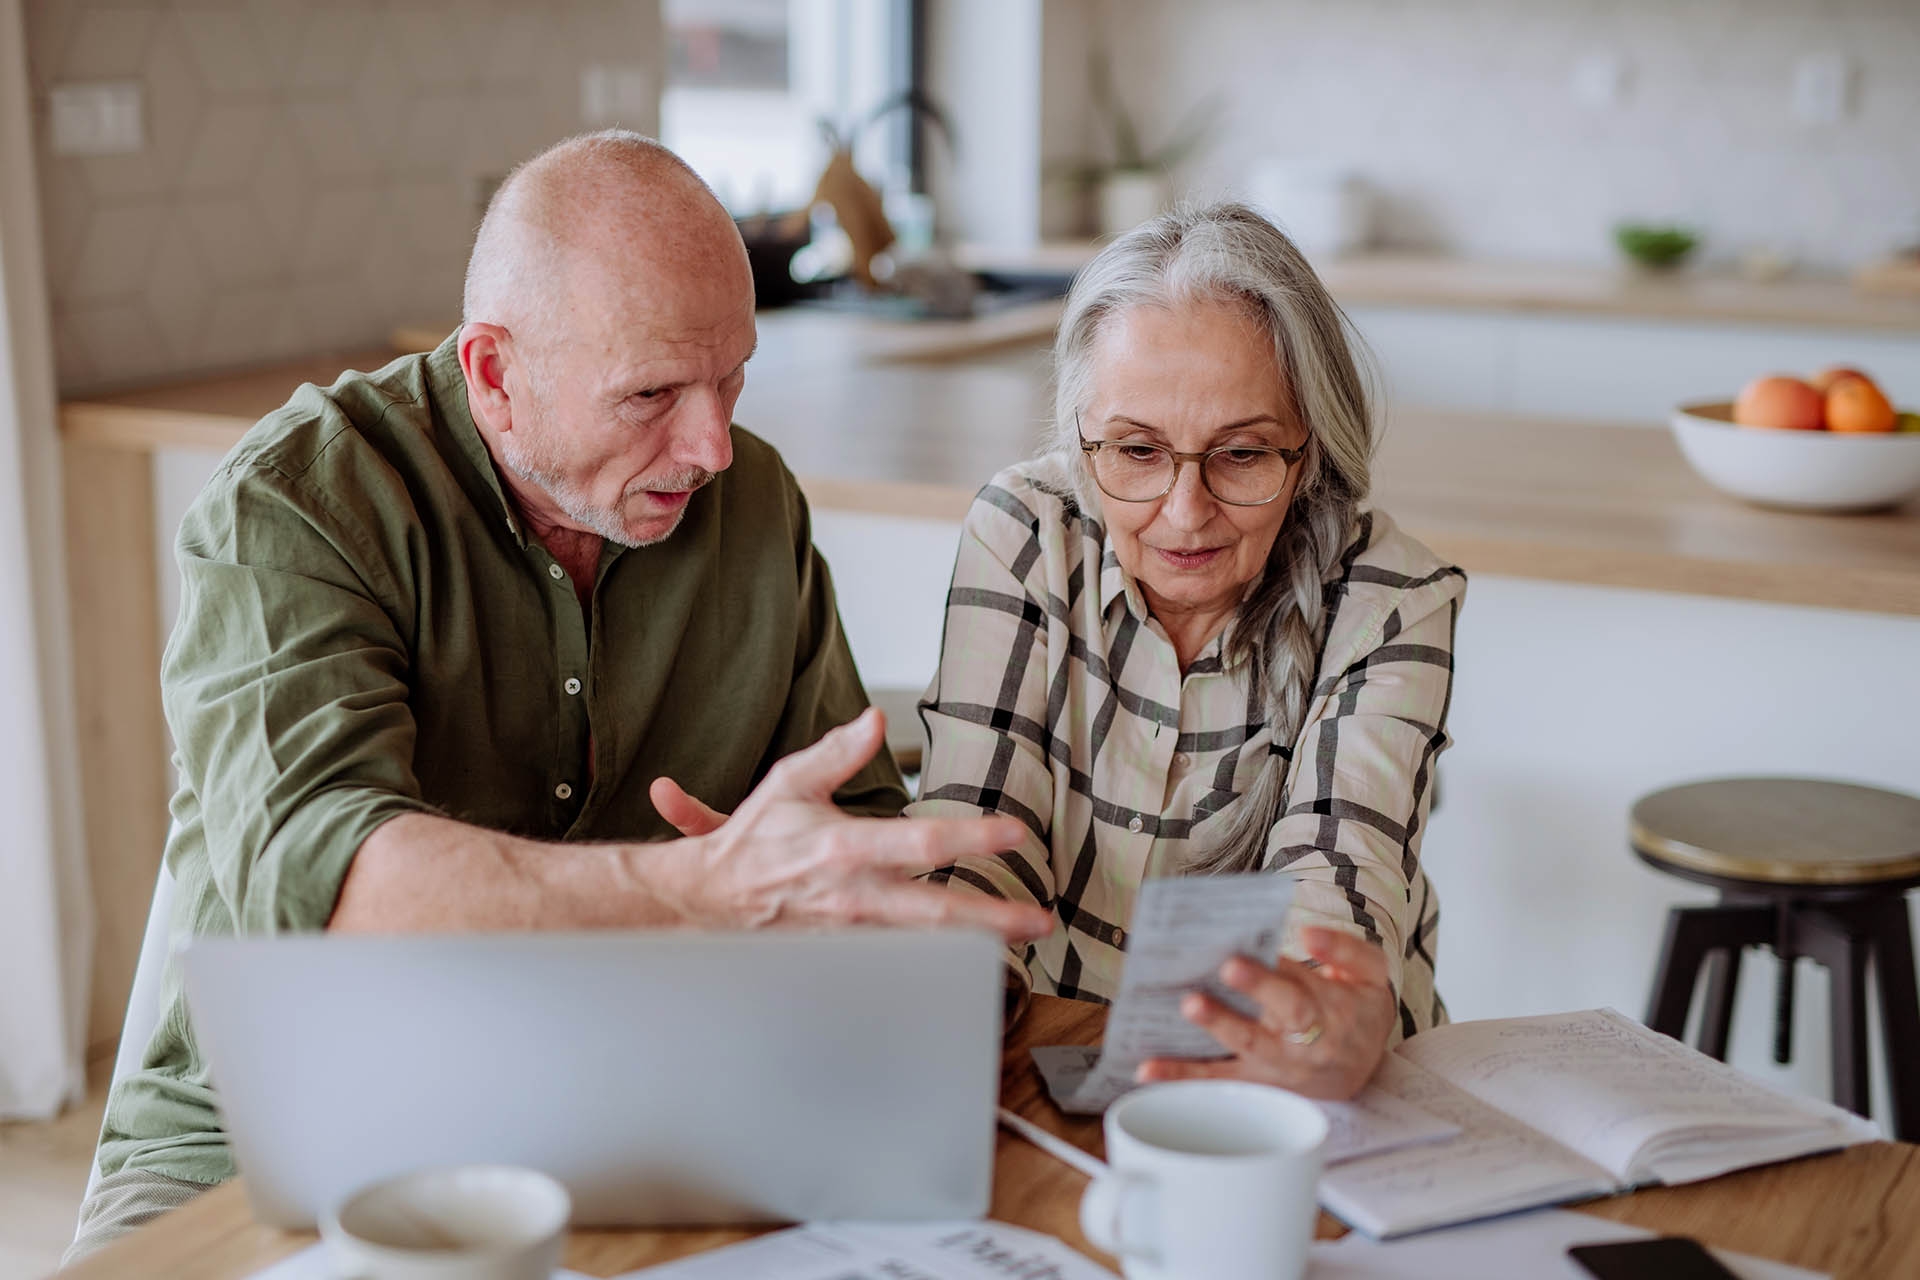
[1671,367,1920,512]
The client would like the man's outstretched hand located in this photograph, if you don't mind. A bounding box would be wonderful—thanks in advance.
[648,708,1053,944]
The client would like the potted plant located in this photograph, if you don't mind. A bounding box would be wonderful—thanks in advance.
[1063,47,1217,237]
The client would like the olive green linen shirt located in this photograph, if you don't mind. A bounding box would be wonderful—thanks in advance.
[98,336,905,1187]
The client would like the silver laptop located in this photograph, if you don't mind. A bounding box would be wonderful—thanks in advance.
[182,929,1003,1228]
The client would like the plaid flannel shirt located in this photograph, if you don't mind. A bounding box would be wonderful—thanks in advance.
[908,462,1466,1042]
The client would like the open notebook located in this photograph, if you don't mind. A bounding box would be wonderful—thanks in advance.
[1319,1008,1879,1238]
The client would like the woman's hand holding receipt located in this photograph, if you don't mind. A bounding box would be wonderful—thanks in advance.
[1139,926,1397,1100]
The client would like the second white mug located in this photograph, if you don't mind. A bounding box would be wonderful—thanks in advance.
[1080,1079,1328,1280]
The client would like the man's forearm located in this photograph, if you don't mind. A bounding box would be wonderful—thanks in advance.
[328,812,692,932]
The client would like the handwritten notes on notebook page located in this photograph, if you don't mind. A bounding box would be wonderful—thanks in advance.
[1320,1008,1879,1239]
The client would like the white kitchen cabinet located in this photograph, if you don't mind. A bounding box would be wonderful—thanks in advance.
[1347,304,1920,425]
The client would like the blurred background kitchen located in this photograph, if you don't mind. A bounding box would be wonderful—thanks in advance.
[3,2,1918,1273]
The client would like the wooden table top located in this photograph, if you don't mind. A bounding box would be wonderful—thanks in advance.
[59,327,1920,617]
[56,994,1920,1279]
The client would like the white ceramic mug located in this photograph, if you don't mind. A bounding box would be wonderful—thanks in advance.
[1080,1080,1328,1280]
[321,1164,571,1280]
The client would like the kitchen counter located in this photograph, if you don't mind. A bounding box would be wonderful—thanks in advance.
[59,326,1920,618]
[381,253,1920,367]
[1316,252,1920,333]
[938,245,1920,339]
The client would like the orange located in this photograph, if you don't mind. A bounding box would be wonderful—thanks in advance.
[1826,378,1896,433]
[1812,365,1872,394]
[1733,375,1824,430]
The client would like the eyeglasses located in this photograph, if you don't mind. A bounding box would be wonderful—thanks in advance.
[1076,414,1306,507]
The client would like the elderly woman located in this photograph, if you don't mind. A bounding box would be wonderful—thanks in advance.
[907,203,1465,1099]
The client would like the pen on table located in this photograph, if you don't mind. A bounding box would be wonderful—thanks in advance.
[997,1107,1108,1179]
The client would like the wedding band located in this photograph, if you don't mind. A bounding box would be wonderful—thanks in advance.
[1284,1022,1324,1047]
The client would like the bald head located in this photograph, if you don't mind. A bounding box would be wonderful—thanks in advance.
[455,132,757,550]
[462,130,750,346]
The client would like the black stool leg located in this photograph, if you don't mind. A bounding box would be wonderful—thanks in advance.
[1646,905,1772,1046]
[1698,946,1742,1061]
[1647,907,1714,1040]
[1798,910,1872,1119]
[1869,896,1920,1142]
[1831,936,1871,1118]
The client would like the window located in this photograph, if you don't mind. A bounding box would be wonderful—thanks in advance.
[661,0,915,216]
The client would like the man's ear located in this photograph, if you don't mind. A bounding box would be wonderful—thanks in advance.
[457,322,516,434]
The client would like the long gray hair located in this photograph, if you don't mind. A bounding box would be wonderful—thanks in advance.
[1042,201,1376,875]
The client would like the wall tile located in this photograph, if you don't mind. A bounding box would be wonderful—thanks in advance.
[76,23,204,200]
[288,3,381,93]
[1118,0,1920,269]
[351,42,413,173]
[282,276,385,354]
[397,93,468,175]
[24,2,84,94]
[143,212,216,366]
[175,7,272,97]
[247,126,312,257]
[66,203,166,304]
[57,8,160,81]
[387,6,475,90]
[30,0,664,391]
[286,99,379,179]
[50,310,97,389]
[33,155,90,298]
[297,188,381,275]
[66,300,172,387]
[179,100,275,192]
[183,197,282,287]
[241,0,308,80]
[195,286,290,369]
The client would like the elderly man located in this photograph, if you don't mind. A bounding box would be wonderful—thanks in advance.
[68,130,1050,1261]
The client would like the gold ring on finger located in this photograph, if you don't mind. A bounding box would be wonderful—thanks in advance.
[1283,1021,1323,1047]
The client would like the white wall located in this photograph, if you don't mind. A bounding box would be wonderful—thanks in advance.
[0,0,88,1119]
[923,0,1044,248]
[1081,0,1920,269]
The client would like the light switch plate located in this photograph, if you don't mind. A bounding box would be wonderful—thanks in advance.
[49,80,145,156]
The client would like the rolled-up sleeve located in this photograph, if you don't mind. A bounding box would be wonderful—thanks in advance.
[1264,569,1464,1025]
[908,491,1060,993]
[163,467,434,932]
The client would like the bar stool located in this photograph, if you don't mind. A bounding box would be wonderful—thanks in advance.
[1632,777,1920,1140]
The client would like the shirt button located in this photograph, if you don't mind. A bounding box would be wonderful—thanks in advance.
[1127,815,1144,834]
[1174,752,1191,768]
[563,677,582,695]
[554,782,573,800]
[548,563,565,580]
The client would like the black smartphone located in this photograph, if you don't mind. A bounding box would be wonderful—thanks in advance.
[1568,1237,1741,1280]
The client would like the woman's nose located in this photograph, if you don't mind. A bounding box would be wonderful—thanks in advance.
[1159,461,1217,527]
